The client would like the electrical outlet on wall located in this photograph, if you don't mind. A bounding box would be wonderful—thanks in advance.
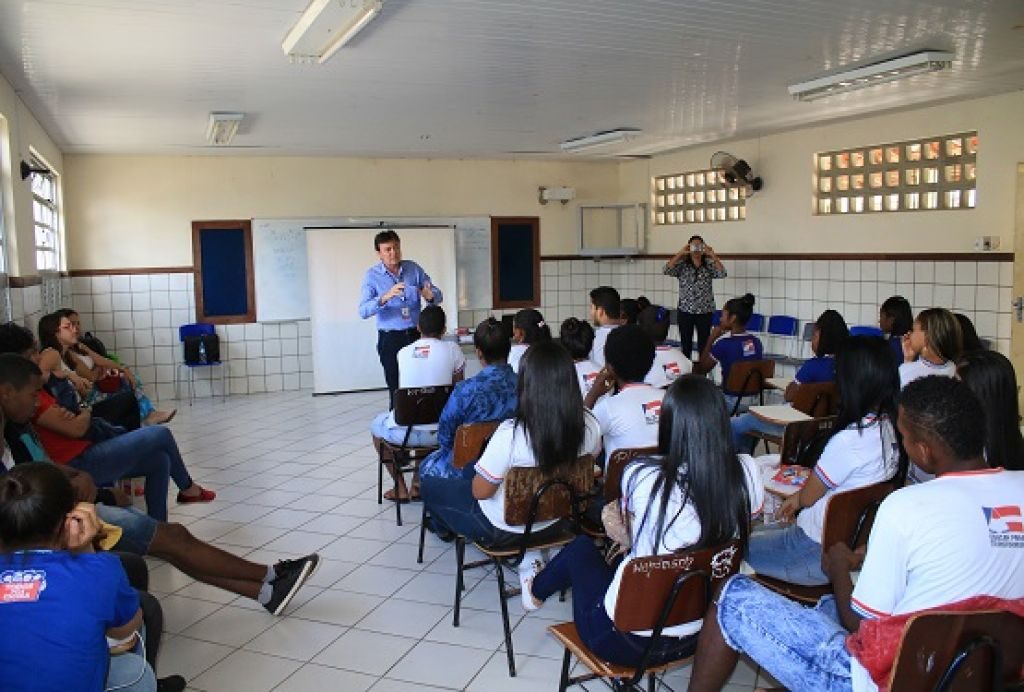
[975,236,1001,251]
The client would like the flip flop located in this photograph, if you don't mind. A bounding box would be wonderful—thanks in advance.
[383,488,412,504]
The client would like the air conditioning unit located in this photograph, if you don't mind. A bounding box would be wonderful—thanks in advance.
[539,186,576,205]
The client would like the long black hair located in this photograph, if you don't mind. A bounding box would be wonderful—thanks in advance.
[814,309,848,357]
[957,350,1024,470]
[513,308,552,345]
[628,375,751,553]
[833,336,904,480]
[37,312,64,354]
[0,463,75,551]
[515,341,586,473]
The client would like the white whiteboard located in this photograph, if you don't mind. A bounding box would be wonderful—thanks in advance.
[307,226,458,394]
[253,216,491,320]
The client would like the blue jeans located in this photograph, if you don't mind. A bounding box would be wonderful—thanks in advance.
[731,413,783,455]
[370,412,439,447]
[533,536,697,667]
[717,576,852,692]
[106,625,157,692]
[69,427,194,522]
[420,475,521,548]
[97,505,159,555]
[745,524,828,586]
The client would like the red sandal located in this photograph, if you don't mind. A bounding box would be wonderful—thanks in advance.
[177,486,216,504]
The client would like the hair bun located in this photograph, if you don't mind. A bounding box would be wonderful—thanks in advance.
[742,293,755,307]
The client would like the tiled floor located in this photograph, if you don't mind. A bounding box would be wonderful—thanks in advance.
[148,389,772,691]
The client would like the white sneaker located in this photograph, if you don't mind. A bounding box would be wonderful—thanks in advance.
[518,552,544,612]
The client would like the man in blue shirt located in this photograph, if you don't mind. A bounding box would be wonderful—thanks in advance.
[358,230,444,408]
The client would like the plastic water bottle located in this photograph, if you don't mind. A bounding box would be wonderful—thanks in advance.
[198,339,207,364]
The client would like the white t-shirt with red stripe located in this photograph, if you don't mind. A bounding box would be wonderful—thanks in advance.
[475,411,602,534]
[508,343,529,373]
[590,324,619,368]
[849,468,1024,692]
[592,383,665,461]
[898,357,956,389]
[644,345,692,389]
[795,416,900,544]
[574,359,601,398]
[385,337,466,429]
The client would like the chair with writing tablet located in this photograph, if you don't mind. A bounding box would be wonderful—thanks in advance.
[722,359,775,416]
[547,539,742,692]
[745,382,837,453]
[753,480,893,604]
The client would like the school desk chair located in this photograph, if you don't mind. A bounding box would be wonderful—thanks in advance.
[176,323,227,405]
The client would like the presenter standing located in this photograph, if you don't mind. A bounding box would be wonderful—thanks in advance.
[358,230,443,408]
[663,234,727,360]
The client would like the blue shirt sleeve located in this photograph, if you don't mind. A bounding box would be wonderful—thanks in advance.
[435,383,466,452]
[358,267,382,320]
[101,555,140,629]
[417,264,442,306]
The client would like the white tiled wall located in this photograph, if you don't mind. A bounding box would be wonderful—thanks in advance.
[8,258,1013,401]
[461,257,1014,357]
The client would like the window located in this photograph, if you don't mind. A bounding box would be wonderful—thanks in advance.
[29,158,61,271]
[652,169,747,225]
[815,131,977,215]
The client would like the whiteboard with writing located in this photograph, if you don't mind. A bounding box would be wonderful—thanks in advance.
[253,219,314,322]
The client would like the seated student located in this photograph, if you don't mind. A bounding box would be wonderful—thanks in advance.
[636,296,652,313]
[585,325,662,461]
[638,305,692,388]
[418,318,518,484]
[524,375,763,667]
[0,323,213,522]
[954,312,985,354]
[423,340,601,606]
[957,350,1023,471]
[560,317,600,398]
[694,293,762,410]
[687,376,1024,692]
[61,308,176,425]
[0,353,319,617]
[744,336,901,586]
[0,463,156,692]
[878,295,913,366]
[589,286,624,368]
[620,298,640,325]
[899,307,961,388]
[508,308,552,373]
[370,306,465,500]
[730,309,848,455]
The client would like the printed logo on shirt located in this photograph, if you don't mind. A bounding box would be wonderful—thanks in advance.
[413,345,431,359]
[0,569,47,603]
[983,505,1024,547]
[583,372,598,393]
[663,362,682,380]
[642,400,662,425]
[741,339,757,357]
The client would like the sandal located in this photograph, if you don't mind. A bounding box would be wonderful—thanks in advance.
[177,486,216,504]
[383,488,412,504]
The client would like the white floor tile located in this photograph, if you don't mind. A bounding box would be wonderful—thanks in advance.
[355,598,452,639]
[387,640,492,689]
[465,651,566,691]
[244,618,348,661]
[158,634,235,681]
[191,650,303,692]
[183,604,277,647]
[332,564,420,598]
[291,588,385,627]
[273,663,377,691]
[312,628,419,676]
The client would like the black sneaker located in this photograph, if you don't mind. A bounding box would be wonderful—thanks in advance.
[157,675,187,692]
[263,553,320,616]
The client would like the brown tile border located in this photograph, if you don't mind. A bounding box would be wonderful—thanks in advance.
[9,276,42,288]
[541,252,1013,262]
[67,267,194,276]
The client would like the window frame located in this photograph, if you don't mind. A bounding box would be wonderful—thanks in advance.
[652,168,748,226]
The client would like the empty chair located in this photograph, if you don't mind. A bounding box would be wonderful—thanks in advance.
[176,323,226,404]
[850,325,884,337]
[764,315,800,362]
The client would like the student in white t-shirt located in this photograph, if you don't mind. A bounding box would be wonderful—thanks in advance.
[687,375,1024,692]
[638,304,692,388]
[585,325,665,463]
[744,336,902,586]
[424,340,602,604]
[508,308,552,373]
[370,306,465,500]
[589,285,624,368]
[525,376,763,668]
[898,307,960,388]
[560,317,601,398]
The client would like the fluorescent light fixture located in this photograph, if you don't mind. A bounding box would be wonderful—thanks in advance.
[788,50,954,101]
[560,129,641,153]
[282,0,383,64]
[206,112,244,145]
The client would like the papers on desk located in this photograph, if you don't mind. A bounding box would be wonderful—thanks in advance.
[772,464,811,487]
[749,405,812,424]
[766,377,793,390]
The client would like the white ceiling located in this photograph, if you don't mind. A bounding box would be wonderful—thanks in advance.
[0,0,1022,158]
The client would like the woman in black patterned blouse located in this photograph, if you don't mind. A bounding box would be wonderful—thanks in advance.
[663,235,727,359]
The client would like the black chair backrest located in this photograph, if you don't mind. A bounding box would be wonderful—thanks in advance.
[392,385,453,427]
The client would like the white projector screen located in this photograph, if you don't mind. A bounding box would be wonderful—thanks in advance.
[306,226,458,394]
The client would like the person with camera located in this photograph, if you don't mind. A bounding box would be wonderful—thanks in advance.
[663,235,727,360]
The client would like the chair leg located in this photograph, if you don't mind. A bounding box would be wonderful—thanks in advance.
[453,536,465,627]
[417,504,428,564]
[495,559,516,677]
[648,672,656,692]
[558,648,572,692]
[377,455,384,505]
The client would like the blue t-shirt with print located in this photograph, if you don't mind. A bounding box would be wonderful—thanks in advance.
[0,550,139,692]
[711,333,763,387]
[794,356,836,384]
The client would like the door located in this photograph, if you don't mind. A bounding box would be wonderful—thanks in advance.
[1012,164,1024,411]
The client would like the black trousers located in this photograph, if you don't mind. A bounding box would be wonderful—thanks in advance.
[116,552,162,668]
[677,310,713,360]
[93,390,141,431]
[377,328,419,408]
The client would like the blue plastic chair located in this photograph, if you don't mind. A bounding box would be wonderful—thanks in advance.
[176,323,227,404]
[850,325,884,338]
[746,313,765,333]
[765,315,800,363]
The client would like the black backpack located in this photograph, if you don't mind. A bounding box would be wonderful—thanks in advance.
[183,333,220,365]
